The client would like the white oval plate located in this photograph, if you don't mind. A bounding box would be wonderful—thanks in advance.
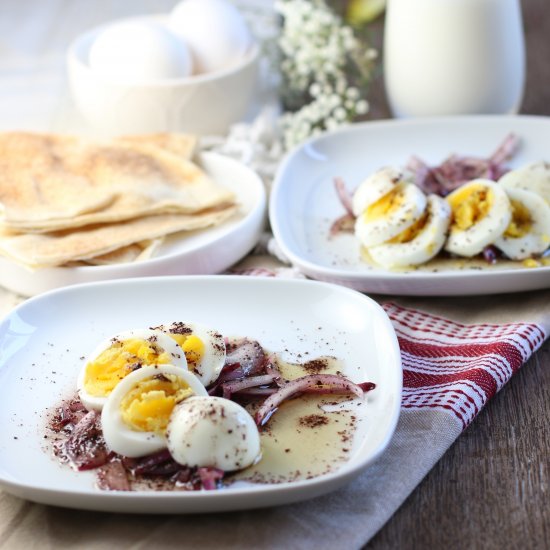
[0,276,401,513]
[270,115,550,296]
[0,152,266,297]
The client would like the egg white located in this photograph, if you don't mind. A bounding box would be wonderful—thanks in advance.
[494,187,550,260]
[169,0,252,74]
[499,161,550,205]
[156,322,226,387]
[89,20,193,82]
[101,364,207,458]
[78,328,187,412]
[445,179,512,257]
[167,396,261,471]
[352,167,405,217]
[368,195,451,268]
[355,182,427,247]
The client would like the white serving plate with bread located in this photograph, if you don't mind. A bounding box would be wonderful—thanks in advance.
[0,152,266,296]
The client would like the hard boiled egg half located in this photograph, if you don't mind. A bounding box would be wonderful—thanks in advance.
[101,364,207,458]
[167,396,261,471]
[353,167,427,247]
[155,322,226,387]
[368,194,451,268]
[494,187,550,260]
[78,329,187,411]
[444,179,512,257]
[499,161,550,205]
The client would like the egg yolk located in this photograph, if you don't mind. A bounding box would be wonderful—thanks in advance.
[388,210,430,243]
[504,200,532,238]
[522,258,540,268]
[447,185,493,230]
[363,184,405,221]
[169,333,205,371]
[120,374,194,434]
[84,338,171,397]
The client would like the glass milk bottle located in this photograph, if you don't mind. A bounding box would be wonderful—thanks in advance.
[384,0,526,117]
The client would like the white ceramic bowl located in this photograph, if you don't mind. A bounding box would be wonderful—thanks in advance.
[67,15,259,136]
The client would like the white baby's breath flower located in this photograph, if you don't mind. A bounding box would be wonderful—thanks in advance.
[334,107,347,121]
[309,82,322,97]
[276,0,377,150]
[356,99,369,115]
[324,117,340,131]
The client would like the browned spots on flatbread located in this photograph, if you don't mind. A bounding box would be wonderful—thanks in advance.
[0,132,234,231]
[0,132,237,268]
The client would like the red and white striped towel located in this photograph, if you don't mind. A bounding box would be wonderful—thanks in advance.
[382,302,546,429]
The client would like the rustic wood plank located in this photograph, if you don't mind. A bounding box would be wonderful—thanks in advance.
[366,337,550,549]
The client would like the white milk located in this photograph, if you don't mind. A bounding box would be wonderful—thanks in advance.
[384,0,525,117]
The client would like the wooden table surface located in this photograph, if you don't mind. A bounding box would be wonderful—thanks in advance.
[0,1,548,549]
[366,1,550,548]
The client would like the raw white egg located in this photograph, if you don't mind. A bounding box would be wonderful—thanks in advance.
[354,182,427,247]
[352,167,405,217]
[368,194,451,268]
[167,396,261,471]
[77,328,187,412]
[499,161,550,204]
[494,187,550,260]
[445,179,512,257]
[169,0,253,74]
[155,322,226,387]
[89,20,193,82]
[101,364,207,458]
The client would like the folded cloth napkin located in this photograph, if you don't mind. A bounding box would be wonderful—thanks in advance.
[0,278,548,549]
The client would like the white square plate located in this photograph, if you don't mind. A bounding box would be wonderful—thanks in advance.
[0,276,401,513]
[270,115,550,296]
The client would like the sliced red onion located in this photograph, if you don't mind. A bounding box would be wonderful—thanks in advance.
[222,374,275,400]
[405,134,520,197]
[214,365,245,385]
[96,459,130,491]
[225,339,266,376]
[254,374,368,427]
[172,468,192,484]
[490,133,519,165]
[132,449,173,475]
[264,357,286,387]
[65,411,110,471]
[208,362,245,395]
[145,461,183,477]
[232,387,277,398]
[51,399,88,431]
[69,399,86,413]
[300,386,370,396]
[197,467,224,490]
[333,177,354,216]
[329,213,356,237]
[482,245,500,265]
[406,156,434,193]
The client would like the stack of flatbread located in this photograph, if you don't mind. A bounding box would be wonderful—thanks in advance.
[0,132,237,269]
